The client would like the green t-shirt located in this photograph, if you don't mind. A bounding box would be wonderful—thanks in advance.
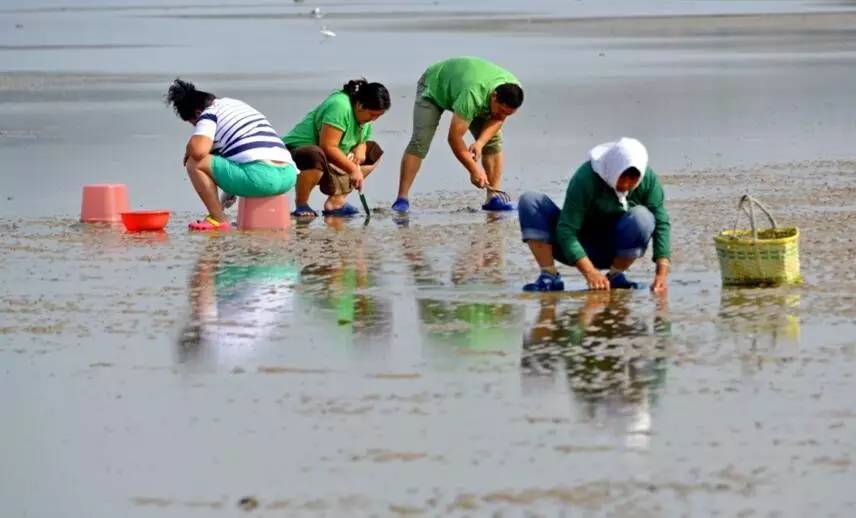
[556,162,671,264]
[282,91,372,154]
[421,56,520,122]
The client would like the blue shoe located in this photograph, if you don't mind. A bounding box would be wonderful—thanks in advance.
[608,272,640,289]
[482,196,514,212]
[523,271,565,292]
[391,197,410,213]
[322,203,360,217]
[291,205,318,218]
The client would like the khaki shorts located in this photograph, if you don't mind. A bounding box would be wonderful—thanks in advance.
[287,141,383,196]
[404,73,502,159]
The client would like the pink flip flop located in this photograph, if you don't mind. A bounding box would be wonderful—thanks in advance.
[188,216,233,231]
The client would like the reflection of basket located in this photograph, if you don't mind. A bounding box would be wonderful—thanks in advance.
[714,195,801,286]
[719,290,801,343]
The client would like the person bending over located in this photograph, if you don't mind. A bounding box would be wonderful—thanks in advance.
[166,78,297,231]
[283,79,390,218]
[393,56,523,213]
[518,138,671,293]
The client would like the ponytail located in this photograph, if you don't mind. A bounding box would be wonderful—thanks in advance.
[342,78,391,111]
[165,78,215,121]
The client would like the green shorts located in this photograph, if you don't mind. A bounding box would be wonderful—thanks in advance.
[211,157,297,197]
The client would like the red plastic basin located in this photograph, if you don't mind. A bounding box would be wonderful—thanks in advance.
[120,210,170,231]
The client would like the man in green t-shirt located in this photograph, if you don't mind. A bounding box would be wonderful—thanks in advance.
[392,56,524,213]
[518,138,671,294]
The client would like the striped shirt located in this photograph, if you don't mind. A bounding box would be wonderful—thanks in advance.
[192,98,292,164]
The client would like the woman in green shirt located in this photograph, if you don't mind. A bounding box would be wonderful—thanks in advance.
[283,79,390,217]
[518,138,671,294]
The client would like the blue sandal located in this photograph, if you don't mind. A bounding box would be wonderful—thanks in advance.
[322,203,360,217]
[391,197,410,213]
[291,205,318,218]
[523,271,565,292]
[482,196,514,212]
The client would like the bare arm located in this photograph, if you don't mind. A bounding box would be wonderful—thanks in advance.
[575,256,610,291]
[319,125,358,174]
[447,114,487,188]
[578,292,611,326]
[319,124,363,190]
[468,118,504,160]
[185,135,213,163]
[651,258,670,294]
[351,141,367,164]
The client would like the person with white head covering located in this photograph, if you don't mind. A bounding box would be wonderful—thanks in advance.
[517,138,671,293]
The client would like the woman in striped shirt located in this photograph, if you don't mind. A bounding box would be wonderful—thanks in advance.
[166,79,297,231]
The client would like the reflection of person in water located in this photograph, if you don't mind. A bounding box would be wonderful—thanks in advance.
[178,240,299,365]
[414,219,524,350]
[522,292,670,446]
[298,231,390,344]
[451,215,506,286]
[419,298,520,350]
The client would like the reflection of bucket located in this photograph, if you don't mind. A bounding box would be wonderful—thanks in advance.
[81,222,170,253]
[123,230,169,243]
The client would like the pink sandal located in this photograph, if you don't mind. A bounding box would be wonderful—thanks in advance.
[188,216,233,231]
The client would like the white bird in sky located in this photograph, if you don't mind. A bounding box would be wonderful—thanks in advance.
[310,7,322,18]
[320,26,336,38]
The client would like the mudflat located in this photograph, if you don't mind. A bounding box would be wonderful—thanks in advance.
[2,1,855,516]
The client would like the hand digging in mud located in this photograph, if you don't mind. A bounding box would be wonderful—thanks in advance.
[520,138,671,294]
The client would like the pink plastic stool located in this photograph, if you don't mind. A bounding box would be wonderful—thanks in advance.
[80,183,129,223]
[237,195,291,230]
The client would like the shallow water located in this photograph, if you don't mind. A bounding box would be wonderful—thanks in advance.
[2,1,856,216]
[2,0,856,516]
[3,159,856,516]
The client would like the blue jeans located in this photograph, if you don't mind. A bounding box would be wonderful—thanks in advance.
[518,192,655,269]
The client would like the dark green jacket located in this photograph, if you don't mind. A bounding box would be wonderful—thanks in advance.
[556,161,671,263]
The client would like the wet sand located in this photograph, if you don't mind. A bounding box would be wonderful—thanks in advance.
[2,1,856,516]
[3,159,856,516]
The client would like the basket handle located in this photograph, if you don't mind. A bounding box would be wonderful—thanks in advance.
[732,194,777,241]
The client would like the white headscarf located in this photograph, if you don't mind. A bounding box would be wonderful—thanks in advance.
[589,137,648,210]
